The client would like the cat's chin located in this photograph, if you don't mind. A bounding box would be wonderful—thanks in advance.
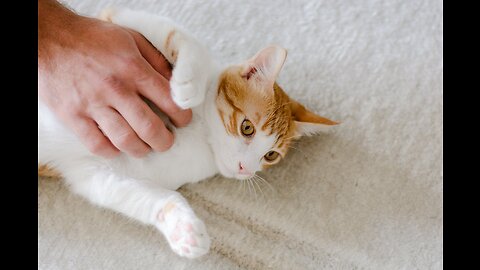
[221,171,254,181]
[234,174,254,181]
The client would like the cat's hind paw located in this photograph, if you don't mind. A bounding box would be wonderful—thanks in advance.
[166,216,210,258]
[156,200,210,258]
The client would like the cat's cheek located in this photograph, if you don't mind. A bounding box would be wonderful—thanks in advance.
[214,157,235,178]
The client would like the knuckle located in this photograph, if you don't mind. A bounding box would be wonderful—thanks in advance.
[131,105,148,120]
[58,107,80,125]
[116,131,138,148]
[150,79,167,94]
[69,108,84,118]
[56,97,86,118]
[103,75,126,96]
[141,121,160,139]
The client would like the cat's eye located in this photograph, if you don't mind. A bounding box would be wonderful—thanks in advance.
[264,151,280,162]
[241,119,255,137]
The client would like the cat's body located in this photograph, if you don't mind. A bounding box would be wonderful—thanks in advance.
[38,8,337,258]
[39,79,220,191]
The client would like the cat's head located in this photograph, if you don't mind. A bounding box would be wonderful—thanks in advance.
[211,45,338,180]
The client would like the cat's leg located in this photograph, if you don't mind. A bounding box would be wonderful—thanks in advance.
[63,167,210,258]
[168,41,211,110]
[100,8,214,109]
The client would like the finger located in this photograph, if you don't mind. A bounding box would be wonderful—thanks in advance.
[93,107,151,158]
[135,73,192,128]
[112,95,175,152]
[128,29,173,80]
[69,115,120,158]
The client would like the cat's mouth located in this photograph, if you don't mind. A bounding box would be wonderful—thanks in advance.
[217,159,253,180]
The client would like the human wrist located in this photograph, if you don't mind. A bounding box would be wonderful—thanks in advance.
[38,0,85,61]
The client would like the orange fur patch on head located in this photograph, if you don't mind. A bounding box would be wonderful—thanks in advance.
[216,61,337,171]
[228,110,239,136]
[216,67,296,154]
[262,83,295,140]
[254,112,261,124]
[217,66,270,136]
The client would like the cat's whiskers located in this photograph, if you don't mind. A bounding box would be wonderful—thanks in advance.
[244,178,249,196]
[245,178,251,197]
[242,178,246,194]
[237,176,246,193]
[249,178,258,201]
[251,176,267,200]
[245,178,253,198]
[254,173,276,194]
[241,178,248,196]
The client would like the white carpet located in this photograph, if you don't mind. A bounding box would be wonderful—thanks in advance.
[38,0,443,269]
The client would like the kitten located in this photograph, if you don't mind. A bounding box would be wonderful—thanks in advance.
[38,8,338,258]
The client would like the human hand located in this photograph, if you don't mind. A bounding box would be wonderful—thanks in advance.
[38,0,192,158]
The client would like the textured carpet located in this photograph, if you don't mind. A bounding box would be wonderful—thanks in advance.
[38,0,443,269]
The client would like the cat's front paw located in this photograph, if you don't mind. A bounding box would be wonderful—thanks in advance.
[170,78,205,110]
[155,198,210,258]
[170,57,209,109]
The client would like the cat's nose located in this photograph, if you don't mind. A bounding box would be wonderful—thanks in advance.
[238,162,252,175]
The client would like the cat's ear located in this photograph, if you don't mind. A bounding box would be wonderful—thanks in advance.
[241,45,287,92]
[291,100,339,136]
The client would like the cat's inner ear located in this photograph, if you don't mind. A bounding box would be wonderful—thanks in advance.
[241,45,287,91]
[290,99,339,136]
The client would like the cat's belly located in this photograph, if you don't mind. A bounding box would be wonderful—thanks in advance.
[109,115,219,190]
[39,99,219,190]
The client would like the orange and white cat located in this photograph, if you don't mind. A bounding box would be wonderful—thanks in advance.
[38,8,338,258]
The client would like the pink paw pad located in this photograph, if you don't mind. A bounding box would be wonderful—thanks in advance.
[183,223,194,232]
[170,227,182,242]
[186,236,197,246]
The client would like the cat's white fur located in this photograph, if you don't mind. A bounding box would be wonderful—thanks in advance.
[38,8,288,258]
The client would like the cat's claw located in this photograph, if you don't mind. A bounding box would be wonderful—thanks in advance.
[156,199,211,258]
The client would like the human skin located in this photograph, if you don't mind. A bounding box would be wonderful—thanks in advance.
[38,0,192,158]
